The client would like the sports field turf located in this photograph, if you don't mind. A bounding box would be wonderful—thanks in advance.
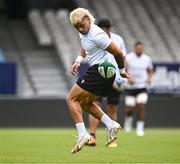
[0,128,180,163]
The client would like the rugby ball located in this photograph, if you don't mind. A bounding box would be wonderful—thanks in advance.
[98,60,116,78]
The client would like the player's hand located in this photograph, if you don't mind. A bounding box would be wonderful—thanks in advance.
[120,72,131,79]
[145,78,151,84]
[71,62,80,75]
[127,77,135,85]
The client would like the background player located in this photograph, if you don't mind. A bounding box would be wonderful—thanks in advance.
[124,41,153,136]
[86,18,127,147]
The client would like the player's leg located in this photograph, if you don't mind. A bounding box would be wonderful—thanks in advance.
[107,89,120,121]
[89,113,99,136]
[105,89,120,147]
[87,99,102,146]
[83,100,112,127]
[84,101,121,146]
[136,92,148,136]
[89,99,102,135]
[107,104,118,120]
[68,64,120,152]
[87,114,98,145]
[66,84,87,123]
[66,84,95,153]
[76,90,120,146]
[124,94,136,132]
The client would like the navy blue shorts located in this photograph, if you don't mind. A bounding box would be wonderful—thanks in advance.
[125,88,147,96]
[97,87,120,105]
[76,65,115,97]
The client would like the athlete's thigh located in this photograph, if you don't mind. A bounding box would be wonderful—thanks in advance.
[67,83,86,99]
[125,89,136,107]
[125,95,136,107]
[68,84,97,107]
[136,92,148,104]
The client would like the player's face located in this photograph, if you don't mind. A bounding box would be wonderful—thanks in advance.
[74,17,91,35]
[134,45,144,56]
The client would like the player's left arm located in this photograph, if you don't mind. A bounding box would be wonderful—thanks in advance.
[146,68,154,84]
[71,48,86,75]
[145,58,154,84]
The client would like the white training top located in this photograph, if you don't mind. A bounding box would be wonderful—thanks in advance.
[110,32,127,56]
[126,52,153,89]
[79,24,112,66]
[79,24,127,80]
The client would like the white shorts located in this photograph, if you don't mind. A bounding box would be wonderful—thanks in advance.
[125,88,148,107]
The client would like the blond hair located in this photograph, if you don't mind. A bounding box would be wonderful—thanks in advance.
[69,8,95,26]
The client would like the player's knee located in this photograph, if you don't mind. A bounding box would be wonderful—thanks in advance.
[66,94,71,104]
[66,93,75,104]
[125,96,136,107]
[136,93,148,104]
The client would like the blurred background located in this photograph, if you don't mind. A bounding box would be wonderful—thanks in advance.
[0,0,180,128]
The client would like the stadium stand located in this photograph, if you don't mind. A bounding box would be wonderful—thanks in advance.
[0,19,69,97]
[28,10,52,46]
[43,9,80,85]
[43,10,73,73]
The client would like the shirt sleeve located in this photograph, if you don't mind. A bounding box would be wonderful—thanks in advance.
[94,32,111,50]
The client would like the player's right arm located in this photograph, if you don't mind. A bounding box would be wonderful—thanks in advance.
[94,31,129,79]
[106,41,130,79]
[71,48,86,75]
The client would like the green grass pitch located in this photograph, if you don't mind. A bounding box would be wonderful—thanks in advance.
[0,128,180,163]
